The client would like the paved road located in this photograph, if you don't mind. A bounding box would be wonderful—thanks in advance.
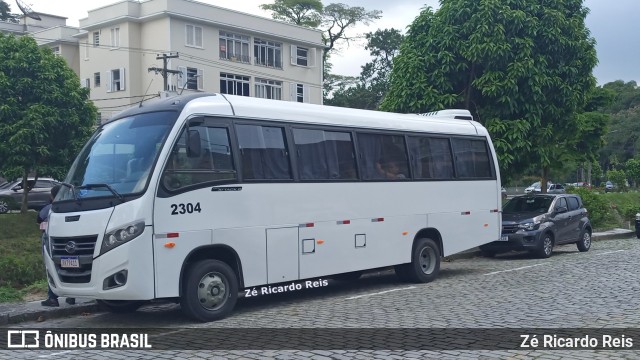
[2,238,639,359]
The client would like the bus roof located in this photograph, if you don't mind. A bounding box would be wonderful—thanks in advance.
[112,93,487,137]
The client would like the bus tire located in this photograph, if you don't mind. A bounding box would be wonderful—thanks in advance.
[181,259,238,322]
[406,238,440,283]
[97,300,144,313]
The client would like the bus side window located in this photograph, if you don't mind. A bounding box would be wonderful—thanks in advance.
[357,133,409,180]
[236,124,292,180]
[408,136,454,179]
[161,126,236,191]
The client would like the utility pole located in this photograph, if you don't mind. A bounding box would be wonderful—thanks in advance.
[148,52,180,91]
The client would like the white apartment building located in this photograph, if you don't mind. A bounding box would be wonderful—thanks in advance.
[75,0,325,122]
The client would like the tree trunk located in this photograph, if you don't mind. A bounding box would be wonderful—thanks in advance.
[20,169,29,213]
[541,167,548,194]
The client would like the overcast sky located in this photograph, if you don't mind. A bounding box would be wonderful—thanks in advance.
[16,0,640,85]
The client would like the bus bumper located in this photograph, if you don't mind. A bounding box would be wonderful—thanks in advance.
[44,228,155,301]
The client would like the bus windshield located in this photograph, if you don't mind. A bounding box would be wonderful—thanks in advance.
[59,111,177,201]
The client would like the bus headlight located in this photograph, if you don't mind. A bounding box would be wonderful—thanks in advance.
[101,221,145,255]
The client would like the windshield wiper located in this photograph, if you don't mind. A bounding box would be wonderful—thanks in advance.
[59,182,78,202]
[78,183,125,203]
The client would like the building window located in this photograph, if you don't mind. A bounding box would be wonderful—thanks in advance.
[108,68,125,92]
[51,46,60,55]
[219,31,250,63]
[254,38,282,69]
[110,27,120,47]
[290,45,315,67]
[220,73,250,96]
[82,78,90,88]
[291,83,309,103]
[94,72,101,87]
[255,79,282,100]
[185,24,203,48]
[96,113,102,126]
[93,31,100,47]
[178,66,203,91]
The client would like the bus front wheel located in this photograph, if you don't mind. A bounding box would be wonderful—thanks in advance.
[181,259,238,322]
[404,238,441,283]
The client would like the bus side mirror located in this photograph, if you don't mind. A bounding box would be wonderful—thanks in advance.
[187,130,201,158]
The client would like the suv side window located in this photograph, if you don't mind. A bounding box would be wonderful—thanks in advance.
[567,196,580,211]
[555,197,567,211]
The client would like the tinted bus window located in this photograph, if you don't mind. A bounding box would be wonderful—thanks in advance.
[407,136,455,179]
[451,138,492,178]
[292,128,357,180]
[162,126,236,190]
[236,124,291,180]
[357,133,409,180]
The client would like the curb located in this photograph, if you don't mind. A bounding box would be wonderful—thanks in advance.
[443,230,635,261]
[0,301,100,325]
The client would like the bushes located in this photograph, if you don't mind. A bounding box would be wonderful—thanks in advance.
[568,188,640,229]
[0,254,45,288]
[568,187,611,229]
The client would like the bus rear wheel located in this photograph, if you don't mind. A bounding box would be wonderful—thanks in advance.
[403,238,441,283]
[181,259,238,322]
[97,300,144,313]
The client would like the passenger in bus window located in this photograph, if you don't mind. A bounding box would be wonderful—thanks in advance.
[376,157,406,179]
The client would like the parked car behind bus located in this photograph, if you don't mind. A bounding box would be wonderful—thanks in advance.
[0,178,59,214]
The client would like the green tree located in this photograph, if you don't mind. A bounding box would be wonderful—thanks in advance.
[0,34,96,212]
[606,169,626,191]
[260,0,381,58]
[625,158,640,188]
[380,1,598,189]
[0,0,19,23]
[326,28,403,109]
[259,0,323,28]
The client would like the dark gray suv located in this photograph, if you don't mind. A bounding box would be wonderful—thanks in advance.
[480,193,592,258]
[0,178,59,214]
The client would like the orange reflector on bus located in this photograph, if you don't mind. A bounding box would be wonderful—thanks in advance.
[337,220,351,225]
[299,223,314,228]
[317,239,325,244]
[461,211,471,215]
[164,242,176,248]
[484,224,489,227]
[167,233,179,238]
[371,217,384,222]
[402,231,409,236]
[490,209,500,213]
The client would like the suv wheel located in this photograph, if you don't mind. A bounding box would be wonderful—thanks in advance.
[535,233,554,258]
[576,230,591,252]
[0,198,10,214]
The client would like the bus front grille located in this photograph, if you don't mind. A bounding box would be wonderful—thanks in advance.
[51,235,97,283]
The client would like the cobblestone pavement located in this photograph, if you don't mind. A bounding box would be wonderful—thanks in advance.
[2,238,639,359]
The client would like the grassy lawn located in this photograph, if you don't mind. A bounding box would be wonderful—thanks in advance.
[599,191,640,230]
[0,212,48,303]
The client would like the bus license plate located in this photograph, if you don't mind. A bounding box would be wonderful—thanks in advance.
[500,235,509,241]
[61,256,80,268]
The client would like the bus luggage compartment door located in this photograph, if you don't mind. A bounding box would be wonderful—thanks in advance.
[266,227,299,284]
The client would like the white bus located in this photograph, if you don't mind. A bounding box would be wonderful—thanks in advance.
[44,93,502,322]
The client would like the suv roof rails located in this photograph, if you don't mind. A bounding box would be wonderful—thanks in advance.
[417,109,473,121]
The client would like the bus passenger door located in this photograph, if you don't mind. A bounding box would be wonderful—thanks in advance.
[266,227,299,284]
